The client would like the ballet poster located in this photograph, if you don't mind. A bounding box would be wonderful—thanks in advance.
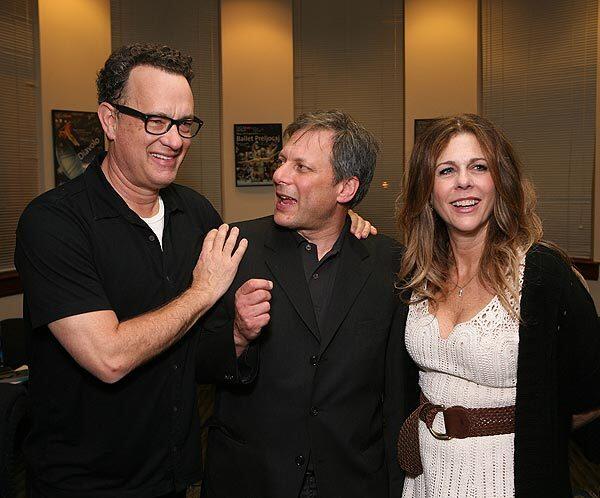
[234,123,282,186]
[52,110,104,186]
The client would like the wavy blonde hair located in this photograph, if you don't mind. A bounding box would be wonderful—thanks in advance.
[397,114,544,316]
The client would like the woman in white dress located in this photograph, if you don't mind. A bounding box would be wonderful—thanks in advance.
[395,114,600,497]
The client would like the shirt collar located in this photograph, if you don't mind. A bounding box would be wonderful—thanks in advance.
[293,217,350,255]
[85,152,186,221]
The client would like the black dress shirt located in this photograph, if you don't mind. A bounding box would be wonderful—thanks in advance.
[15,154,233,498]
[294,222,347,333]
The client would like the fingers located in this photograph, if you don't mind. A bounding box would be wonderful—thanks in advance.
[201,227,218,252]
[222,227,247,270]
[244,300,270,317]
[249,312,270,329]
[234,279,273,336]
[359,221,373,239]
[238,278,273,295]
[238,289,272,306]
[222,226,240,254]
[348,209,360,234]
[235,309,270,338]
[192,225,249,304]
[348,210,377,239]
[236,281,272,310]
[200,223,229,254]
[232,237,248,265]
[209,225,248,264]
[213,223,230,251]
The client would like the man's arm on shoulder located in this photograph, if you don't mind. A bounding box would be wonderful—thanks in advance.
[17,203,247,384]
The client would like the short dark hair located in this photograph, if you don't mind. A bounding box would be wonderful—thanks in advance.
[284,110,379,207]
[96,43,194,104]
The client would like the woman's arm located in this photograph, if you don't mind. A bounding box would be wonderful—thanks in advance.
[562,262,600,414]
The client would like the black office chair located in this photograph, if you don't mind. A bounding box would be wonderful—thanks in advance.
[0,318,29,498]
[0,319,28,369]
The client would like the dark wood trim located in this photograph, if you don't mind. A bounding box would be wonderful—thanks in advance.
[0,270,22,298]
[571,258,599,281]
[1,260,597,297]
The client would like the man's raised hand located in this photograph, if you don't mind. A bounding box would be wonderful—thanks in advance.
[192,224,248,306]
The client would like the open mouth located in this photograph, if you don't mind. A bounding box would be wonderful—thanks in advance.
[276,193,297,205]
[450,198,480,208]
[150,152,177,161]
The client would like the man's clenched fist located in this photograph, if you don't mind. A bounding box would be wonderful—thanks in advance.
[233,278,273,357]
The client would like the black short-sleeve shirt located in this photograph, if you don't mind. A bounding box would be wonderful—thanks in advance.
[15,154,227,498]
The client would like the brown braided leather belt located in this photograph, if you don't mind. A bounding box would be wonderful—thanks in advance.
[397,393,515,477]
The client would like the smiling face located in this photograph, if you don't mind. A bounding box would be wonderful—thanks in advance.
[432,132,496,239]
[107,65,194,190]
[272,128,351,237]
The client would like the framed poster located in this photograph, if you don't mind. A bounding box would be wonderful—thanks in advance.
[414,118,438,142]
[234,123,282,186]
[52,110,104,186]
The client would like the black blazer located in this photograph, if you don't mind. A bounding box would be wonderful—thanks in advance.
[201,216,408,498]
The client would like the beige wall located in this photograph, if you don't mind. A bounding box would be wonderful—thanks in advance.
[38,0,112,191]
[0,0,112,319]
[404,0,479,155]
[220,0,294,223]
[3,0,600,315]
[403,0,600,309]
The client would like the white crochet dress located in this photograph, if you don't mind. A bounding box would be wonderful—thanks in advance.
[402,271,523,498]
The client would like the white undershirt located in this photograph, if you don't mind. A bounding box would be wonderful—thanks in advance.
[141,196,165,249]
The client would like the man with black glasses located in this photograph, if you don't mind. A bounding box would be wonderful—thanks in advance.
[15,43,250,498]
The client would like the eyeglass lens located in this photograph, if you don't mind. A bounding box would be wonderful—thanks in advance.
[145,117,200,138]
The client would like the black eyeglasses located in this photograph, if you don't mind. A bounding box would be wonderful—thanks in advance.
[112,103,203,138]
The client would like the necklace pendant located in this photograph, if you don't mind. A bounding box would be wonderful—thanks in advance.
[458,288,464,297]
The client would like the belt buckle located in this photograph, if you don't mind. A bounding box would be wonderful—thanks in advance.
[426,404,453,441]
[426,404,472,440]
[427,422,453,440]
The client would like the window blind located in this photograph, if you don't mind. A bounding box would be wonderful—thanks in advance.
[110,0,222,213]
[481,0,597,258]
[0,0,40,272]
[293,0,404,238]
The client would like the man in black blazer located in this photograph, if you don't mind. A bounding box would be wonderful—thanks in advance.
[202,110,407,498]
